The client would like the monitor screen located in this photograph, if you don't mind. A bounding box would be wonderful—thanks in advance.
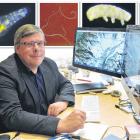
[123,25,140,93]
[73,28,126,77]
[121,25,140,118]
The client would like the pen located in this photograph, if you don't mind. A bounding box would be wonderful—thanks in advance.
[71,135,80,140]
[115,104,129,113]
[77,78,91,82]
[54,134,80,140]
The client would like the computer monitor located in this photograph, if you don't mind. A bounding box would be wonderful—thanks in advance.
[123,25,140,92]
[122,25,140,118]
[73,27,126,77]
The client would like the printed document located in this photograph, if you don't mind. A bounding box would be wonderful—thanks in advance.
[72,123,108,140]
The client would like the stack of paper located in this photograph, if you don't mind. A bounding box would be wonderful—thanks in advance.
[81,96,100,122]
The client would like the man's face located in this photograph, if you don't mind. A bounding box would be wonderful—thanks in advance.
[16,32,45,71]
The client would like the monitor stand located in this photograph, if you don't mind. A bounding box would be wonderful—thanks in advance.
[133,114,140,124]
[121,78,140,124]
[136,84,140,94]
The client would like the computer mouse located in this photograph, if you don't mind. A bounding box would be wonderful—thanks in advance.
[0,134,10,140]
[111,90,121,97]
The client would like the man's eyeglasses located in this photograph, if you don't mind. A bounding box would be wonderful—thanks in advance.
[17,41,45,48]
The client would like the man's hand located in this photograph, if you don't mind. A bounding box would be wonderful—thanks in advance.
[56,110,86,133]
[48,101,68,116]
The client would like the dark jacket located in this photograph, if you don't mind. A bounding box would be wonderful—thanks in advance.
[0,53,74,136]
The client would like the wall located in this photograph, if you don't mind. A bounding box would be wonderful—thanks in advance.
[0,47,73,67]
[0,0,76,65]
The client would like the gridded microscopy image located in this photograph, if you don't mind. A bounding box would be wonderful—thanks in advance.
[0,3,35,46]
[82,3,135,28]
[40,3,78,46]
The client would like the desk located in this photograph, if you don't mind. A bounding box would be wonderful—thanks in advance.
[4,80,137,139]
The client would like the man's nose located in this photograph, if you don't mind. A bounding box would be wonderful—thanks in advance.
[33,43,40,52]
[34,43,40,48]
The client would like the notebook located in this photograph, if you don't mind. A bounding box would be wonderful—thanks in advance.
[72,123,108,140]
[81,96,100,122]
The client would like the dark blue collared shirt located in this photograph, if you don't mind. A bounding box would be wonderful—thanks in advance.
[31,68,48,115]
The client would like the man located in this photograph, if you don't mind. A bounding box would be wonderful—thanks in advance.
[0,24,86,136]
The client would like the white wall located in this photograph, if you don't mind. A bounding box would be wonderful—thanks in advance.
[45,47,73,67]
[0,48,14,62]
[0,47,73,67]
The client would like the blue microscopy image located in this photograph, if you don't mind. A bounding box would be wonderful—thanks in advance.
[0,7,28,37]
[0,3,35,46]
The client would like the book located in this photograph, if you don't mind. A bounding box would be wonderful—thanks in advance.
[72,123,108,140]
[125,125,140,140]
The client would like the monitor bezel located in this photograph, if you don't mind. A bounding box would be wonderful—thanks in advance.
[73,27,126,78]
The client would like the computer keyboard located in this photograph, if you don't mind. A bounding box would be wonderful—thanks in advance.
[81,95,100,122]
[73,82,107,94]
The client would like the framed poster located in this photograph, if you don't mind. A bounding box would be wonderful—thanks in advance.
[82,3,135,28]
[40,3,78,46]
[0,3,35,46]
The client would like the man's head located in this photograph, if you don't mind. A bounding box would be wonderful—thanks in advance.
[14,24,46,73]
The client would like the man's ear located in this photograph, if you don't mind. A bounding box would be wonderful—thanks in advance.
[15,46,20,54]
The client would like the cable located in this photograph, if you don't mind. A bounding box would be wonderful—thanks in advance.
[116,99,135,114]
[119,99,131,106]
[10,132,20,140]
[101,126,126,140]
